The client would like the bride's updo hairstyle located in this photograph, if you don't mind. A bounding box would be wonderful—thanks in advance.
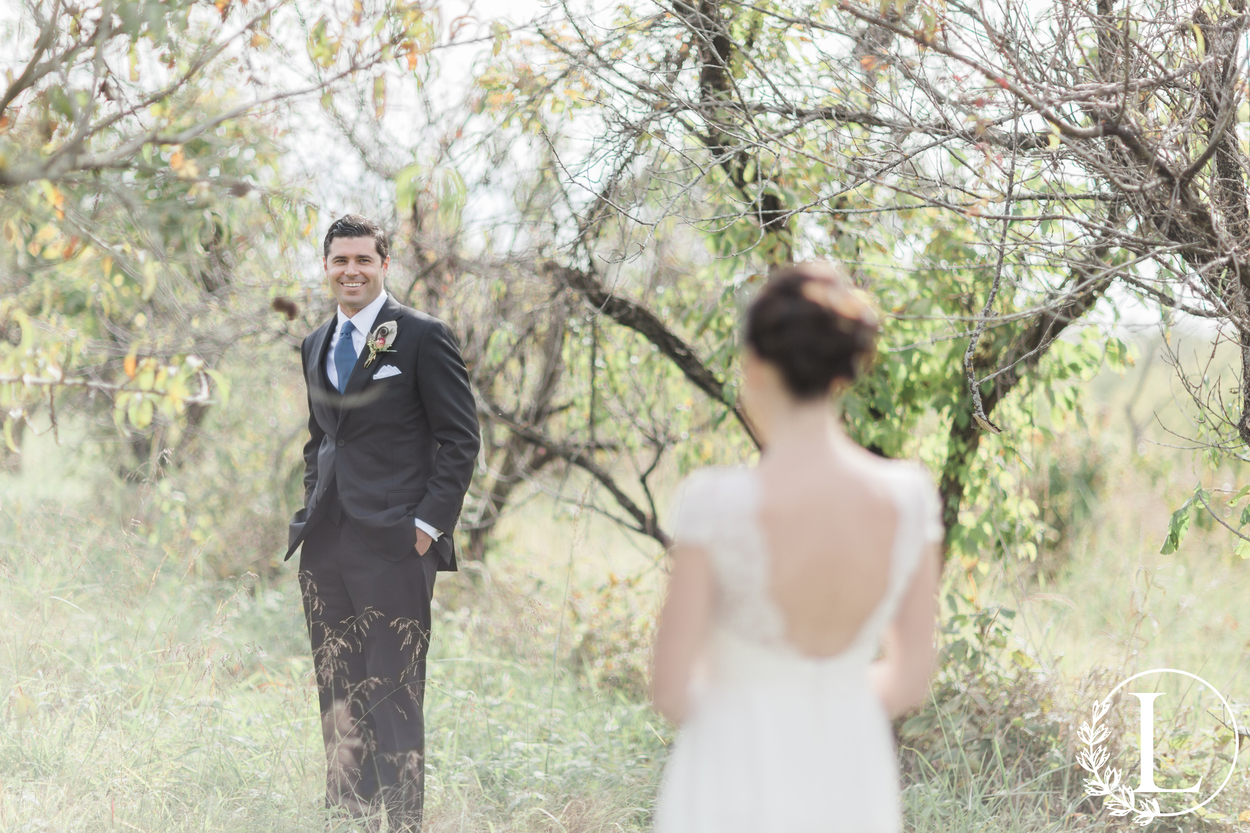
[744,263,879,400]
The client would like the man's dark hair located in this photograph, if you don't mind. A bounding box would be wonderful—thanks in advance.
[323,214,390,261]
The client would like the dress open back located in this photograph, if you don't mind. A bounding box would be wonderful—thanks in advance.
[652,462,942,833]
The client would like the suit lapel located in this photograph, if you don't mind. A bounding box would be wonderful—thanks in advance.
[306,317,339,428]
[338,294,404,421]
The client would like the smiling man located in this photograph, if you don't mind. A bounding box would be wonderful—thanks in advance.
[287,214,479,831]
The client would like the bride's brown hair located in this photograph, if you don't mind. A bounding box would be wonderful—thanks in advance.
[744,263,879,400]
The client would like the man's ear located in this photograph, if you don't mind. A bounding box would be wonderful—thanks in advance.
[381,255,391,274]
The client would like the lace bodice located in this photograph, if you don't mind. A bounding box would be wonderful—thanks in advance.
[670,462,943,669]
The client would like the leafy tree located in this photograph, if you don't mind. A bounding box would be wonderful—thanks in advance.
[296,0,1118,569]
[432,0,1147,568]
[0,0,434,460]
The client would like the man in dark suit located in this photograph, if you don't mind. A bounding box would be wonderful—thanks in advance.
[287,214,479,831]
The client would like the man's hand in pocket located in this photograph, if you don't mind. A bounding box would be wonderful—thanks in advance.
[415,528,433,556]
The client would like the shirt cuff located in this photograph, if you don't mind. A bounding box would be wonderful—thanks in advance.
[413,517,443,541]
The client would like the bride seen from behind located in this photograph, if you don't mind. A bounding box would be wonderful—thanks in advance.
[650,263,942,832]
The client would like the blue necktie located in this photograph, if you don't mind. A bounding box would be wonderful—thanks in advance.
[333,320,357,394]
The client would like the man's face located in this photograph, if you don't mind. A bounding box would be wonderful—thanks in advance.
[324,235,388,314]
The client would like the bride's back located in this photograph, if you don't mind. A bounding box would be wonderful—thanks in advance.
[755,447,899,658]
[651,263,940,833]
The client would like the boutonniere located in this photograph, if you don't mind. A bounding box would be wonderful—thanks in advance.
[364,320,398,367]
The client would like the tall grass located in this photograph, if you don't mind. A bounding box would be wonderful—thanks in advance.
[0,481,1089,833]
[8,335,1250,832]
[0,489,668,832]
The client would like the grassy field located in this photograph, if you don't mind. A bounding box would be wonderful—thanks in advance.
[5,333,1250,832]
[0,486,670,832]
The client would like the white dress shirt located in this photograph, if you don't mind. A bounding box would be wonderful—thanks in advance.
[325,291,388,390]
[326,292,442,542]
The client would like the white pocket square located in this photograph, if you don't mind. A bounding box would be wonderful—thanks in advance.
[372,365,402,380]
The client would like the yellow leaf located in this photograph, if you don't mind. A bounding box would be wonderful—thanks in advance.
[10,686,35,722]
[166,375,189,402]
[123,353,138,379]
[373,75,386,119]
[1191,23,1205,57]
[3,418,19,454]
[142,261,158,301]
[40,181,65,208]
[128,396,152,429]
[169,147,186,171]
[136,360,156,392]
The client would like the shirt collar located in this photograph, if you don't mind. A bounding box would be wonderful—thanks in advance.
[336,291,389,337]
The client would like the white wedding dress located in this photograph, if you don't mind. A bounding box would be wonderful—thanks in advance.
[653,462,942,833]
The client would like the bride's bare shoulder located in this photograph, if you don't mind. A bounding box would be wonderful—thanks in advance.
[842,448,934,492]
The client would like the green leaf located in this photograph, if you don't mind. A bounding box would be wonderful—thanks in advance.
[113,394,130,435]
[490,20,509,56]
[396,164,421,209]
[1160,501,1193,555]
[46,85,73,118]
[133,397,154,429]
[205,368,229,407]
[136,361,156,391]
[899,712,934,738]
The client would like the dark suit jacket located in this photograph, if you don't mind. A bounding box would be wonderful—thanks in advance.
[286,294,480,571]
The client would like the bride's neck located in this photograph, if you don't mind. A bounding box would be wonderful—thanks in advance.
[759,398,849,460]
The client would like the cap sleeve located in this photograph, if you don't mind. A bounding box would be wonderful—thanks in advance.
[669,470,718,547]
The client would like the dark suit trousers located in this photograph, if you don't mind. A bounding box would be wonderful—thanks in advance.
[298,484,437,831]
